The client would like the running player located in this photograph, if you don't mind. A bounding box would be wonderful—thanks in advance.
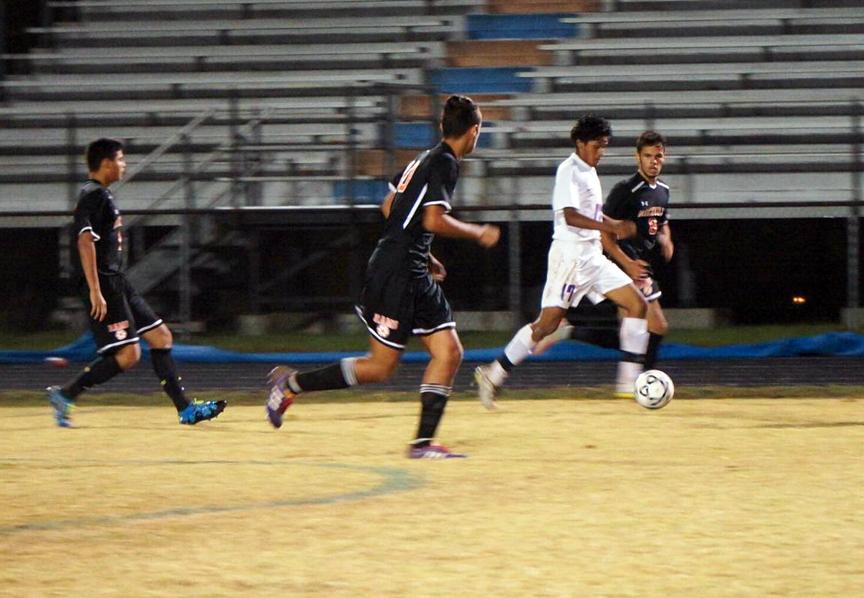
[536,131,673,393]
[265,95,500,458]
[46,138,226,427]
[474,115,649,409]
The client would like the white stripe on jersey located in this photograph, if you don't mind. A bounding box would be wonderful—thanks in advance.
[631,181,645,193]
[402,183,428,230]
[657,180,669,189]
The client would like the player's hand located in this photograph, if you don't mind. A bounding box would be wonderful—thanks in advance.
[89,289,107,322]
[477,224,500,248]
[612,219,638,240]
[429,256,447,282]
[625,259,651,280]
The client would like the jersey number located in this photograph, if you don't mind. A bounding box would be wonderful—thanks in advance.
[647,217,658,235]
[396,158,422,193]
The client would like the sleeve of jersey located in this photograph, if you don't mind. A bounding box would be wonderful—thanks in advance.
[603,182,629,219]
[73,189,104,241]
[421,156,456,212]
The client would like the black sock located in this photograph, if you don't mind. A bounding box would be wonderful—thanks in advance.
[645,333,664,370]
[414,386,450,447]
[63,355,122,400]
[294,363,351,392]
[570,326,620,350]
[150,348,189,412]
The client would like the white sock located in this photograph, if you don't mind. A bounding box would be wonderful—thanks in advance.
[617,317,649,391]
[505,324,537,364]
[619,317,649,355]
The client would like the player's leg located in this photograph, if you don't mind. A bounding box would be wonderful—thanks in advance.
[645,300,668,370]
[604,283,649,396]
[265,329,402,429]
[475,305,566,410]
[46,275,138,427]
[125,277,225,424]
[407,328,466,458]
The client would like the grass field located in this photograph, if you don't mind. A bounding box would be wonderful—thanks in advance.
[2,392,862,597]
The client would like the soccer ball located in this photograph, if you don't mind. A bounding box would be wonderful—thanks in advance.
[634,369,674,409]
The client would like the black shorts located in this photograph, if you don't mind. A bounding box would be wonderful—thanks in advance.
[83,273,162,354]
[355,271,454,350]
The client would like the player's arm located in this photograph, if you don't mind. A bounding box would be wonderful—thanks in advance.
[422,205,500,248]
[562,207,636,239]
[380,191,396,218]
[601,230,649,280]
[657,222,674,262]
[77,231,108,321]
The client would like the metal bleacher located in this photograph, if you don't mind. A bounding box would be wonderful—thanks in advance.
[1,0,863,321]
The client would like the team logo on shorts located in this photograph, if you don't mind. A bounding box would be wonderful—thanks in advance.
[372,313,399,339]
[108,320,130,341]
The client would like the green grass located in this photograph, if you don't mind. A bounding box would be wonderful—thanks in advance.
[0,323,854,352]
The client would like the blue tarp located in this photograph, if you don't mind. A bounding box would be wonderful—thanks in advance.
[3,332,864,365]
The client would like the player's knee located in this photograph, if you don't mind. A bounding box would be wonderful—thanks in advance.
[115,343,141,370]
[442,342,463,370]
[650,317,669,336]
[147,324,173,349]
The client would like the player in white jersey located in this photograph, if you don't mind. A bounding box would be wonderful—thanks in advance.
[475,115,650,409]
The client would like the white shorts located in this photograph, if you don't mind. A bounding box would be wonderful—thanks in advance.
[540,240,632,309]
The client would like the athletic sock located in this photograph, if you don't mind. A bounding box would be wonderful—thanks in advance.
[645,333,664,370]
[63,355,122,400]
[488,324,536,386]
[570,326,620,350]
[293,358,358,393]
[150,348,189,412]
[616,317,649,391]
[413,386,450,447]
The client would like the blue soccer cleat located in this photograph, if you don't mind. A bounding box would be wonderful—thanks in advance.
[179,399,227,425]
[46,385,74,428]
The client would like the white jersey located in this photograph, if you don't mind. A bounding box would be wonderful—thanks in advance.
[551,152,603,247]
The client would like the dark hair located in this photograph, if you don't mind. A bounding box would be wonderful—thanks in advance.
[441,95,481,138]
[570,114,612,145]
[86,138,124,172]
[636,130,666,151]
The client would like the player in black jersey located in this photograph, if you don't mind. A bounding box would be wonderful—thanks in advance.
[536,131,674,393]
[46,138,226,427]
[265,95,500,459]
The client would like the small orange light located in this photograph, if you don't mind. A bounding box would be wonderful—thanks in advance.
[792,296,807,305]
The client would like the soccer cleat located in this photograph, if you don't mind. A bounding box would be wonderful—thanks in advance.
[265,366,297,429]
[179,399,227,425]
[474,365,499,411]
[46,385,74,428]
[407,444,467,459]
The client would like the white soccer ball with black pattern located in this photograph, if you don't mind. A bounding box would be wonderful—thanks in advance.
[634,369,674,409]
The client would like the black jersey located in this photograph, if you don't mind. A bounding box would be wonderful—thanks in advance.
[73,179,124,274]
[367,142,459,278]
[603,172,670,268]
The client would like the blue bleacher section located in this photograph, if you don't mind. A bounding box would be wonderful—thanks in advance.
[332,179,390,203]
[466,14,580,40]
[3,332,864,365]
[393,122,494,149]
[429,67,533,94]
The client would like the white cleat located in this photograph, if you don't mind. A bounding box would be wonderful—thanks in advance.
[474,365,500,411]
